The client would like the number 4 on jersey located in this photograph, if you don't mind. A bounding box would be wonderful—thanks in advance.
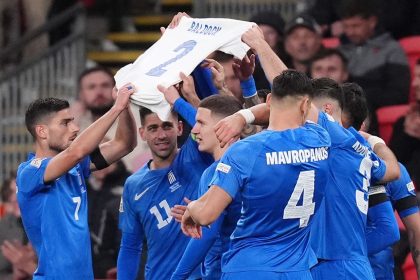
[283,170,315,228]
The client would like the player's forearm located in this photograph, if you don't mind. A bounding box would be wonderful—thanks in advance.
[253,40,287,84]
[372,143,400,182]
[117,232,142,280]
[173,98,197,127]
[104,108,137,164]
[249,103,270,125]
[403,213,420,278]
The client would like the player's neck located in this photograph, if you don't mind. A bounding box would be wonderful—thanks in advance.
[35,142,59,158]
[268,107,303,131]
[212,144,228,161]
[150,150,178,170]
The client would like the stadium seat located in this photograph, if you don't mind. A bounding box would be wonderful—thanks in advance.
[376,104,409,144]
[322,37,340,48]
[399,36,420,102]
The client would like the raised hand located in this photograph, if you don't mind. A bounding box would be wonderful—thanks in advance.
[232,54,256,81]
[179,72,200,108]
[242,26,265,51]
[113,83,136,111]
[214,114,245,148]
[157,84,181,106]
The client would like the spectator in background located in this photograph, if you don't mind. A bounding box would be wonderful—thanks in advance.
[88,158,131,278]
[284,14,323,74]
[71,66,151,172]
[307,0,420,39]
[249,11,288,88]
[310,48,349,84]
[0,176,36,280]
[390,58,420,188]
[337,0,411,134]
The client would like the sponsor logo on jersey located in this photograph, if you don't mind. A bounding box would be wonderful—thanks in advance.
[266,147,329,165]
[30,158,43,168]
[135,187,151,201]
[407,181,415,192]
[216,162,231,173]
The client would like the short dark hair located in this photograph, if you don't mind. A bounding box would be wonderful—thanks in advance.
[78,66,115,89]
[337,0,378,19]
[212,51,234,64]
[341,82,369,130]
[272,70,313,99]
[310,48,348,70]
[199,95,243,118]
[257,89,270,103]
[417,58,420,66]
[139,106,178,126]
[312,78,344,110]
[25,97,70,138]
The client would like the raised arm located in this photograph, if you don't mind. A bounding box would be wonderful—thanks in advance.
[44,84,135,182]
[242,26,288,84]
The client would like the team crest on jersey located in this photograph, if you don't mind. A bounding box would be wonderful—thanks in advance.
[407,181,415,192]
[168,171,176,184]
[216,162,231,173]
[119,197,124,212]
[30,158,43,168]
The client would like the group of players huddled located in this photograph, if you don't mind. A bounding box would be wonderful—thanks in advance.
[15,11,420,280]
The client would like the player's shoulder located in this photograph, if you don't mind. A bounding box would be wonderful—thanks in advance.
[387,163,415,196]
[302,120,331,146]
[125,164,150,190]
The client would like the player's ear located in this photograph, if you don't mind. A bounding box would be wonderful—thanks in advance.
[139,127,146,141]
[266,93,272,107]
[35,125,48,140]
[177,121,183,136]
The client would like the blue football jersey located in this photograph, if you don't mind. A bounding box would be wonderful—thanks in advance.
[17,154,93,279]
[119,137,213,280]
[197,161,242,279]
[311,115,386,262]
[368,163,419,279]
[210,122,331,273]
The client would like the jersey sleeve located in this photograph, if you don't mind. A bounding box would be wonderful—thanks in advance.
[388,163,419,218]
[119,180,144,237]
[210,142,253,199]
[369,151,387,184]
[17,157,53,195]
[79,156,92,179]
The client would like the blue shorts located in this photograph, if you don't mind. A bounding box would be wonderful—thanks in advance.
[311,259,375,280]
[222,270,312,280]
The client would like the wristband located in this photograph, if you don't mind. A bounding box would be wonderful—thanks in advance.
[237,109,255,124]
[240,76,257,98]
[367,135,386,149]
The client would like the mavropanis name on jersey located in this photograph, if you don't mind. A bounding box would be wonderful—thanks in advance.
[266,147,329,165]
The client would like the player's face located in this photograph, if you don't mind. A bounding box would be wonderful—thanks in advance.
[412,64,420,100]
[285,27,321,62]
[342,16,376,45]
[140,113,182,160]
[46,109,80,153]
[310,55,348,84]
[79,71,114,115]
[191,108,220,154]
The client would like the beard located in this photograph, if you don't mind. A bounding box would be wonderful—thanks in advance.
[87,103,113,117]
[49,142,66,154]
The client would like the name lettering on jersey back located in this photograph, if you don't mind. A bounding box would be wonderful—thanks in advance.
[266,147,329,165]
[352,141,371,157]
[187,21,222,36]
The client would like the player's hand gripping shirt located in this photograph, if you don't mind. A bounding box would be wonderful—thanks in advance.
[17,155,93,279]
[210,122,331,273]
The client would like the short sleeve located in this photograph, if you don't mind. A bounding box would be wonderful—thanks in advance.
[79,156,91,179]
[369,151,387,184]
[17,158,53,195]
[119,181,143,236]
[210,142,253,199]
